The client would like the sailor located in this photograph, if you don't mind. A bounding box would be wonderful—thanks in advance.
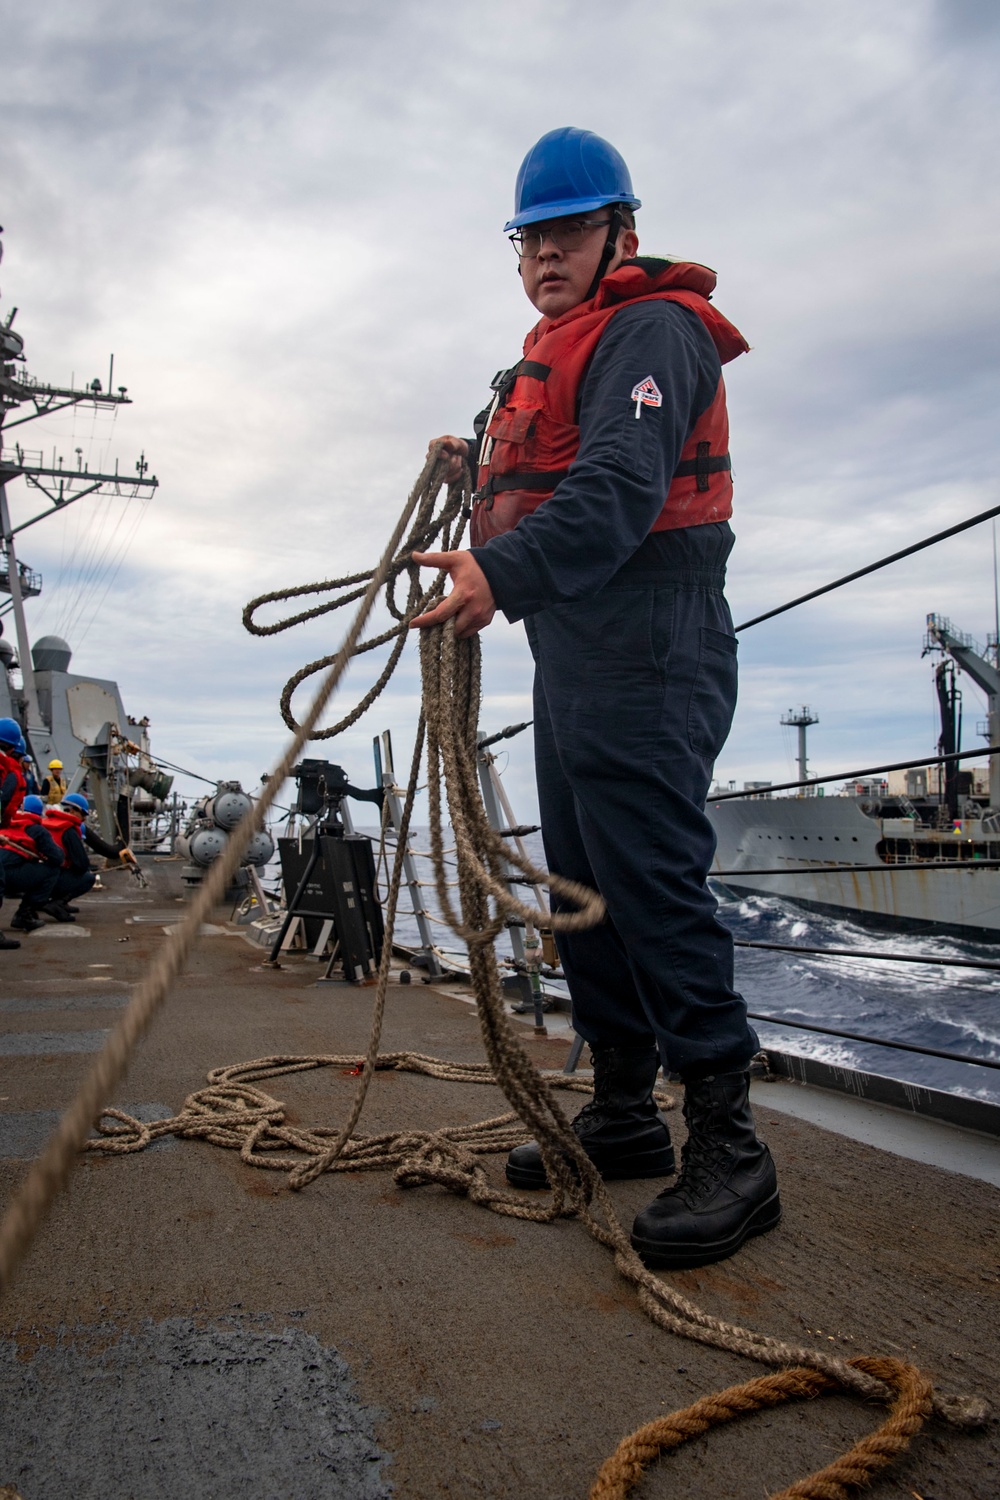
[0,718,28,828]
[41,758,67,804]
[413,127,780,1269]
[0,794,64,932]
[42,792,137,917]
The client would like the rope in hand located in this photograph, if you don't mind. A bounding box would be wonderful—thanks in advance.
[242,452,467,738]
[1,451,987,1499]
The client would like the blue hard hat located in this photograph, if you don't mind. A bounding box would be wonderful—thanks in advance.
[63,792,90,815]
[0,716,22,748]
[504,127,641,232]
[22,795,44,815]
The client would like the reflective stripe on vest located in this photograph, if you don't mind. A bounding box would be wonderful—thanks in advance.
[470,257,748,548]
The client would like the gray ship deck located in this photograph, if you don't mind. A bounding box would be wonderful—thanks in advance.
[0,862,998,1498]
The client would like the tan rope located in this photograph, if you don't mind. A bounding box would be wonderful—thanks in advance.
[0,447,454,1297]
[82,1052,628,1173]
[589,1355,934,1500]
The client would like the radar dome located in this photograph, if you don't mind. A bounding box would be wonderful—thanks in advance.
[31,636,72,673]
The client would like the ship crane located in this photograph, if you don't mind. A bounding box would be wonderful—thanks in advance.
[923,613,1000,810]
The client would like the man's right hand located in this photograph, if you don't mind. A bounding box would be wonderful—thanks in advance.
[427,435,469,486]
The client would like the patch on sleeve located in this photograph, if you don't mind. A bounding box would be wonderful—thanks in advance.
[630,375,663,418]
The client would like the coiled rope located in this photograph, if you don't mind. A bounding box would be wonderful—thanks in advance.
[0,450,987,1499]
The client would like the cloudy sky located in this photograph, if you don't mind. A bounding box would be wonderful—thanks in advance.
[3,0,999,818]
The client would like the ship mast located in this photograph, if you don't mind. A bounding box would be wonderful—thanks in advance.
[780,705,818,792]
[923,613,1000,810]
[0,229,158,736]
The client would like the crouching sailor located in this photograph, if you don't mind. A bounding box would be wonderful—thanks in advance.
[0,795,65,933]
[42,792,137,919]
[413,127,780,1269]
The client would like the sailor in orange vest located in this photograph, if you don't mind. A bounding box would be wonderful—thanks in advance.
[0,717,28,829]
[412,128,778,1270]
[0,795,65,933]
[42,792,136,919]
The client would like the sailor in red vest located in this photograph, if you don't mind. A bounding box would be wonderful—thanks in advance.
[0,717,28,828]
[0,794,64,932]
[412,128,779,1269]
[43,792,135,918]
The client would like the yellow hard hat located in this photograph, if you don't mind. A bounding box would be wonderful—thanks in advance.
[48,759,63,770]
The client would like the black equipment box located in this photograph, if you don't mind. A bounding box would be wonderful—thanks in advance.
[277,833,384,982]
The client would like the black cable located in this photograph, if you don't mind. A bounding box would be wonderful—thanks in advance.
[151,758,219,787]
[714,859,1000,875]
[708,742,999,800]
[748,1011,1000,1072]
[735,500,1000,632]
[734,938,1000,971]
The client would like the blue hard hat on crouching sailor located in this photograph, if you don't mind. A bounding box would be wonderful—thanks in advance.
[63,793,90,816]
[503,126,641,231]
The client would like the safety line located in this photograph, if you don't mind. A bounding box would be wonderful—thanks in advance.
[733,937,1000,972]
[714,859,1000,875]
[707,743,1000,801]
[734,500,1000,632]
[747,1011,1000,1071]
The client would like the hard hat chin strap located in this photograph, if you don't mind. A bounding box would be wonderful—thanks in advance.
[585,206,623,302]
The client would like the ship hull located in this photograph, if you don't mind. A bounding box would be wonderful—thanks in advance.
[708,796,1000,942]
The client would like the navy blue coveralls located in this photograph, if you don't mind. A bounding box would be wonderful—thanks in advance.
[470,299,758,1081]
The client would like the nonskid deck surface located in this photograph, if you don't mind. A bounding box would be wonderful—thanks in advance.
[0,862,997,1498]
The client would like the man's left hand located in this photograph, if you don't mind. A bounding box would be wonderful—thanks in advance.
[410,550,496,639]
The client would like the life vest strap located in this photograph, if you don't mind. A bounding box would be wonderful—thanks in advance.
[476,447,731,509]
[475,470,571,508]
[672,444,731,492]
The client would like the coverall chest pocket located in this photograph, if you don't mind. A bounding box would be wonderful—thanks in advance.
[687,625,738,760]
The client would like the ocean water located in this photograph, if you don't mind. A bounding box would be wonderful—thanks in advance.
[368,827,1000,1107]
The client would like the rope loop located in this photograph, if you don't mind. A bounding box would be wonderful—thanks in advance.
[242,452,469,739]
[589,1355,934,1500]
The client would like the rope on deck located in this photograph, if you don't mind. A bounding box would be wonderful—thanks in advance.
[590,1356,934,1500]
[0,453,988,1500]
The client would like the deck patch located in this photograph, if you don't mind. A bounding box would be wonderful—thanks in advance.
[0,1105,177,1159]
[0,994,126,1014]
[0,1030,110,1055]
[0,1317,391,1498]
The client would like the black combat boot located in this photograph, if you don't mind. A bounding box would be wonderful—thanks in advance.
[39,901,76,923]
[10,904,44,933]
[505,1043,675,1190]
[630,1070,780,1269]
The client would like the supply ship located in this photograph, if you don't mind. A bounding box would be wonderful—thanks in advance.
[708,614,1000,942]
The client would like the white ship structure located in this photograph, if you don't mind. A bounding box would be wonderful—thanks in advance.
[709,614,1000,942]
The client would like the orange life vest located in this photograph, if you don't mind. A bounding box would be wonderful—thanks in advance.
[0,750,27,827]
[471,257,748,548]
[0,809,42,860]
[43,806,83,868]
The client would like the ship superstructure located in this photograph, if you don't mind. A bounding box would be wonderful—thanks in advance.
[709,613,1000,940]
[0,229,170,843]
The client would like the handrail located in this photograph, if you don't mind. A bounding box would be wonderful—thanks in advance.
[734,938,1000,972]
[747,1010,1000,1071]
[708,744,1000,801]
